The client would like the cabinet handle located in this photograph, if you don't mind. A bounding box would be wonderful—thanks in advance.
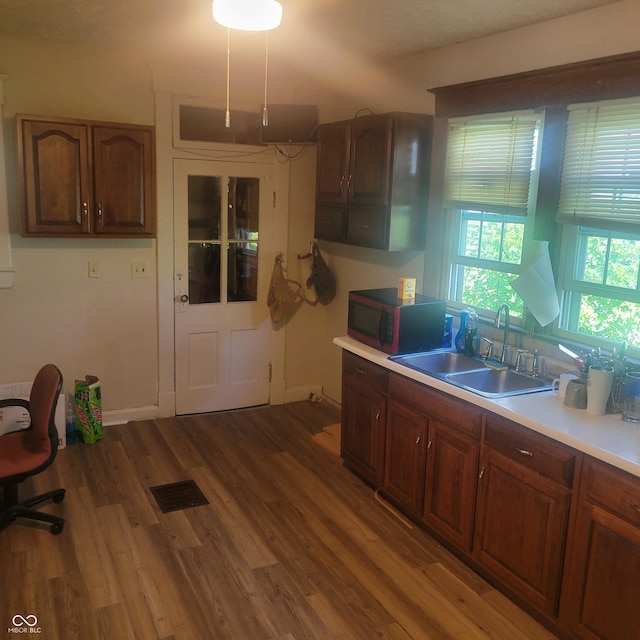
[375,410,381,421]
[339,175,344,194]
[415,434,421,445]
[82,202,89,217]
[359,225,370,229]
[354,367,368,376]
[348,174,353,197]
[478,466,485,480]
[628,500,640,515]
[513,445,534,457]
[97,203,103,223]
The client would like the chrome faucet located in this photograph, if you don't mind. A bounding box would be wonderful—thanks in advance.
[495,303,510,364]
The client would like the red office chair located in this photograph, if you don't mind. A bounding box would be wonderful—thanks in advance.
[0,364,66,535]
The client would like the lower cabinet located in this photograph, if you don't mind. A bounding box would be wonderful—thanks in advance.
[473,414,577,617]
[560,457,640,640]
[340,352,387,485]
[339,351,639,640]
[383,397,428,515]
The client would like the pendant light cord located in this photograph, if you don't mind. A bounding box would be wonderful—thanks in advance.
[262,29,269,127]
[225,27,231,128]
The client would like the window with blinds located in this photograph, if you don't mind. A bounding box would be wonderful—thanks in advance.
[557,98,640,232]
[443,111,542,319]
[444,112,541,216]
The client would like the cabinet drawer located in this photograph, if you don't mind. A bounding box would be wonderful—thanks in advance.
[314,205,346,242]
[346,206,388,249]
[483,414,577,488]
[582,457,640,527]
[343,351,388,393]
[388,373,481,437]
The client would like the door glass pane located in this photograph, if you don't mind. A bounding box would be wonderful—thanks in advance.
[187,175,221,304]
[228,243,258,301]
[228,177,259,240]
[189,243,221,303]
[227,177,259,302]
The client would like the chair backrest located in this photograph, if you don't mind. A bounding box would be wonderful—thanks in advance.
[22,364,63,456]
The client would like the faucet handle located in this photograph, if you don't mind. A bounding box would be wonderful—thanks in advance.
[515,349,529,373]
[480,337,494,360]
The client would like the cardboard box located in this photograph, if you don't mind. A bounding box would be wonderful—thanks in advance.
[75,376,103,444]
[398,277,416,300]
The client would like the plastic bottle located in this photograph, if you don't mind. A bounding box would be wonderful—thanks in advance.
[455,310,469,352]
[65,393,76,445]
[464,309,479,357]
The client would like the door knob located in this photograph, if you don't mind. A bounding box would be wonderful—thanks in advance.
[180,294,189,303]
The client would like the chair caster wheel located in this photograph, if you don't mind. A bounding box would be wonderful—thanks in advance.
[50,522,64,535]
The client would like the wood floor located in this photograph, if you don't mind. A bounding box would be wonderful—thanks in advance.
[1,400,558,640]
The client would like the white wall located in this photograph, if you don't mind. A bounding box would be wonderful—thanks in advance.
[0,35,159,420]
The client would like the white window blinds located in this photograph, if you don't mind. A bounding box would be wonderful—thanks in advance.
[444,113,540,216]
[557,98,640,232]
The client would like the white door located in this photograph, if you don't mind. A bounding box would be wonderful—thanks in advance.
[174,158,274,414]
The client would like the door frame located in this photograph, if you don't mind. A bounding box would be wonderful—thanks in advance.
[153,82,289,417]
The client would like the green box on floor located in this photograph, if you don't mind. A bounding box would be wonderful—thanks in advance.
[74,375,103,444]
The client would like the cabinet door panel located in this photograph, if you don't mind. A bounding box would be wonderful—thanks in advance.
[573,507,640,640]
[561,458,640,640]
[21,120,91,235]
[93,126,155,235]
[341,375,386,485]
[424,421,478,552]
[384,399,427,514]
[349,115,392,206]
[474,449,570,616]
[315,122,350,205]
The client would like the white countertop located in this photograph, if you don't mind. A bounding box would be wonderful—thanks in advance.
[335,336,640,479]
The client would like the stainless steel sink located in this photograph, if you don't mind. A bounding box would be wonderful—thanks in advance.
[445,368,551,398]
[391,351,486,375]
[391,350,552,398]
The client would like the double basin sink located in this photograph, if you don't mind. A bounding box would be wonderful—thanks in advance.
[391,350,552,398]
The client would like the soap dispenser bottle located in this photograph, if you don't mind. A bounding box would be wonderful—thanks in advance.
[455,310,469,353]
[464,309,478,357]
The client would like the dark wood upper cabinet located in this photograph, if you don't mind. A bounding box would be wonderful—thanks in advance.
[315,112,432,251]
[18,114,156,238]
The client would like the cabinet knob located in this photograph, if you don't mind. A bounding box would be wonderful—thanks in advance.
[82,202,89,216]
[180,294,189,303]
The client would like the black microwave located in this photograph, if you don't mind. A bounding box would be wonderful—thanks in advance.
[348,288,446,355]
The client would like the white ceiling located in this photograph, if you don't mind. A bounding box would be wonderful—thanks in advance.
[0,0,619,70]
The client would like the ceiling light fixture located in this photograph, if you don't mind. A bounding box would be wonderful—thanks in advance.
[213,0,282,31]
[212,0,283,129]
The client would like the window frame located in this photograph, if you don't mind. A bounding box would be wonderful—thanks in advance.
[427,51,640,355]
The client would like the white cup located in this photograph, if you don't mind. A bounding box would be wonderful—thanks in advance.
[587,365,614,416]
[552,373,579,399]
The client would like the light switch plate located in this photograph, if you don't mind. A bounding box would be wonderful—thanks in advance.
[88,261,100,278]
[131,260,149,278]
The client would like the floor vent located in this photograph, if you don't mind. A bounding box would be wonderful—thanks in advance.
[150,480,209,513]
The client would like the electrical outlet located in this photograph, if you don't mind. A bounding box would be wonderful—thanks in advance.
[131,260,149,278]
[88,261,100,278]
